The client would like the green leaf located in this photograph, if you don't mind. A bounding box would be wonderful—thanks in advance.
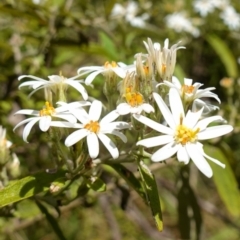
[0,170,67,208]
[138,161,163,232]
[106,163,146,201]
[204,145,240,217]
[87,178,106,192]
[174,64,186,84]
[99,31,118,60]
[36,200,67,240]
[206,34,238,78]
[177,166,202,240]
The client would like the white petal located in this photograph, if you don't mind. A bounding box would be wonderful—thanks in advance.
[39,116,51,131]
[169,88,184,125]
[56,101,91,112]
[184,78,193,86]
[19,81,45,89]
[134,114,173,135]
[98,133,119,159]
[202,150,225,168]
[172,76,181,89]
[101,130,127,142]
[89,100,102,121]
[14,109,39,116]
[195,116,224,131]
[112,67,126,78]
[116,103,131,115]
[87,133,99,159]
[22,118,41,142]
[18,75,47,82]
[198,125,233,140]
[137,135,173,148]
[13,117,38,132]
[53,113,77,123]
[65,129,88,147]
[152,142,180,162]
[142,103,154,113]
[177,145,190,164]
[70,107,90,124]
[183,108,203,129]
[85,70,103,85]
[101,122,130,131]
[65,81,88,100]
[153,92,176,129]
[100,110,119,124]
[186,143,213,178]
[77,66,102,74]
[50,121,82,128]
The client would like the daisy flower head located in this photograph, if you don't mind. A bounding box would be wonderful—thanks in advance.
[77,61,127,86]
[193,0,215,17]
[159,76,220,114]
[143,38,185,82]
[220,6,240,31]
[64,100,130,159]
[165,12,200,37]
[18,73,88,100]
[117,91,154,115]
[135,89,233,178]
[13,101,89,142]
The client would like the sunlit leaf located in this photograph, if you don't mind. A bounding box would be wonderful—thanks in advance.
[204,145,240,217]
[0,170,67,208]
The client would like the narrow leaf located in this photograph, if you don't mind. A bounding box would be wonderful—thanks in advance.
[204,145,240,217]
[36,200,67,240]
[106,163,146,201]
[206,34,238,78]
[0,170,67,208]
[138,161,163,231]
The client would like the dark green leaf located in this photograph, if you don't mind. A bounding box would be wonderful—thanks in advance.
[138,161,163,232]
[87,177,106,192]
[106,163,146,201]
[36,200,67,240]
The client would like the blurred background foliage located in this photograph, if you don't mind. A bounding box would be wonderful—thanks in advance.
[0,0,240,239]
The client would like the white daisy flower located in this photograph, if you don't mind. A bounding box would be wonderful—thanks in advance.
[116,91,154,115]
[77,61,127,86]
[159,76,220,113]
[220,6,240,31]
[64,100,130,159]
[18,74,88,100]
[193,0,215,17]
[13,101,89,142]
[165,12,200,37]
[135,89,233,178]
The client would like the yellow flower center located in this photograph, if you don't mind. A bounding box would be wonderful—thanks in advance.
[39,102,55,116]
[174,117,200,145]
[84,121,100,133]
[182,85,195,94]
[125,92,144,107]
[104,61,117,69]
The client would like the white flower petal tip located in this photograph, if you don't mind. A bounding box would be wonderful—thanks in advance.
[17,74,88,99]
